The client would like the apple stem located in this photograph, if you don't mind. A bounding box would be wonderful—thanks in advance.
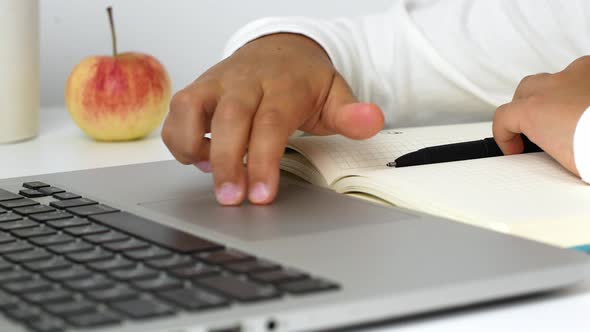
[106,6,118,57]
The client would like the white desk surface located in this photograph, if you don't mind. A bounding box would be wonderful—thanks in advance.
[1,107,589,331]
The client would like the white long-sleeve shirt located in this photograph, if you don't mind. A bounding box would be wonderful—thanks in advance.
[223,0,590,182]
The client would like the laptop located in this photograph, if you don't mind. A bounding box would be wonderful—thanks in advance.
[0,160,587,332]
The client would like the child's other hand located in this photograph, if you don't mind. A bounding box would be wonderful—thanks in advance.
[493,56,590,177]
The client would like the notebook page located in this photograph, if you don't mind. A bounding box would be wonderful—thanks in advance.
[334,153,590,246]
[285,122,493,185]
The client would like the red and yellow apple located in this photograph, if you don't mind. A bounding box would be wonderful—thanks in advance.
[65,7,171,141]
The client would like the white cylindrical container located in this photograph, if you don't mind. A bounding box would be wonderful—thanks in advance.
[0,0,39,143]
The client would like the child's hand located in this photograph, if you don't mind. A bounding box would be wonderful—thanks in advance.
[493,56,590,177]
[162,33,384,205]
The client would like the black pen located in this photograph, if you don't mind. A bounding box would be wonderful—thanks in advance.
[387,134,543,168]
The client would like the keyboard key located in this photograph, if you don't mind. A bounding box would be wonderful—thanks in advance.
[146,254,194,270]
[87,284,139,302]
[48,240,94,254]
[124,246,172,261]
[195,275,281,302]
[27,316,66,332]
[0,198,40,209]
[66,204,119,217]
[279,278,339,295]
[84,231,129,244]
[0,257,14,271]
[67,247,114,263]
[0,207,5,214]
[102,238,149,252]
[66,310,121,328]
[5,248,52,263]
[63,223,109,236]
[109,265,159,281]
[44,265,92,281]
[19,189,47,198]
[197,249,254,265]
[0,212,23,223]
[170,262,220,279]
[23,182,50,190]
[4,303,43,322]
[29,211,73,222]
[226,260,281,274]
[0,188,22,201]
[0,291,20,310]
[25,257,72,272]
[29,234,74,247]
[50,198,97,210]
[52,192,81,200]
[47,217,89,229]
[88,256,135,272]
[0,269,33,283]
[65,275,115,291]
[12,226,57,238]
[0,232,16,245]
[13,205,55,216]
[197,275,281,302]
[133,274,183,291]
[38,187,65,195]
[90,212,224,253]
[110,298,175,319]
[46,299,97,317]
[24,288,74,305]
[0,241,34,254]
[250,269,308,284]
[158,287,229,311]
[3,278,53,293]
[0,219,39,231]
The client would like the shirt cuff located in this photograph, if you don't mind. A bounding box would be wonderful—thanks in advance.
[573,107,590,183]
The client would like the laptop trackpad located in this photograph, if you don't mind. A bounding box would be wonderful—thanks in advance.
[140,183,415,242]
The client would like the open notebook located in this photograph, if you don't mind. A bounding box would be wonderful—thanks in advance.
[281,122,590,247]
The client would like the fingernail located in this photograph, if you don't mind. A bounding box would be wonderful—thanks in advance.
[194,161,211,173]
[249,182,270,204]
[216,183,242,205]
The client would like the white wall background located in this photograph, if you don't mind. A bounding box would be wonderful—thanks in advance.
[41,0,392,107]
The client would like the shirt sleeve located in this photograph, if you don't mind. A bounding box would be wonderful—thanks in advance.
[574,108,590,183]
[223,0,590,128]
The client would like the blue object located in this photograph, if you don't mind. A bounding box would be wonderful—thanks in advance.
[572,244,590,254]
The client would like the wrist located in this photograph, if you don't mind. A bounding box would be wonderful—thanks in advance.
[239,33,332,65]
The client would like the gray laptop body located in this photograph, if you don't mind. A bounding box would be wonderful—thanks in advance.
[0,160,587,332]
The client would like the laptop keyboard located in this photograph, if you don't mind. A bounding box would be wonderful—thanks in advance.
[0,182,339,332]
